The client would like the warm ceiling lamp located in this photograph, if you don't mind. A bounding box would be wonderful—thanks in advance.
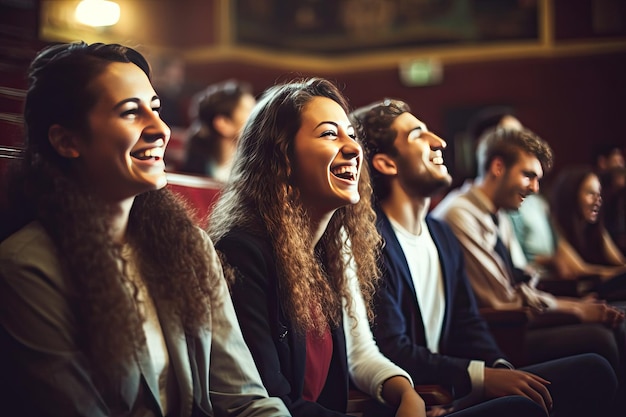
[75,0,121,27]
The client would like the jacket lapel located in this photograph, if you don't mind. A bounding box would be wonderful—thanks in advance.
[426,217,453,344]
[159,313,194,417]
[135,341,163,414]
[377,210,418,299]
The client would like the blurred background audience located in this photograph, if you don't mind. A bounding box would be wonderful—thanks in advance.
[550,165,626,300]
[180,80,255,182]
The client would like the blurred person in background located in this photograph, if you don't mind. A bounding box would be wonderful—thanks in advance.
[181,80,256,182]
[550,166,626,301]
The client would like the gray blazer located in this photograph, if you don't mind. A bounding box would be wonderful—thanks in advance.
[0,222,290,417]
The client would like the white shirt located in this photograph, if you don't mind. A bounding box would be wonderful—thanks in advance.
[387,217,487,407]
[342,246,414,403]
[388,217,445,353]
[121,244,172,415]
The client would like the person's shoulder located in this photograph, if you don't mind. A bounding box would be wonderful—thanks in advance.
[215,227,271,259]
[431,186,474,219]
[426,216,463,246]
[0,222,55,263]
[374,205,391,230]
[0,222,66,288]
[219,227,265,245]
[425,215,451,233]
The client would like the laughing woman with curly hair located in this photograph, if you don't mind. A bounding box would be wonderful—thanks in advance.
[208,78,429,417]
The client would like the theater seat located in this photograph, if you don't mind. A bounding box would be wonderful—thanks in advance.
[480,306,581,367]
[0,145,22,212]
[536,275,601,298]
[166,171,223,227]
[0,154,221,229]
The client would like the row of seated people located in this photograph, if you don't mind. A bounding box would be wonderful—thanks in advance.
[166,100,626,415]
[0,41,623,417]
[170,91,626,304]
[156,94,626,415]
[464,109,626,301]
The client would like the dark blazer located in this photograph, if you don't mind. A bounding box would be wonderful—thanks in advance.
[216,228,351,417]
[373,208,507,399]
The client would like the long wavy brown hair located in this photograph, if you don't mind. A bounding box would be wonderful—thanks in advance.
[551,166,610,265]
[3,42,218,385]
[209,78,381,335]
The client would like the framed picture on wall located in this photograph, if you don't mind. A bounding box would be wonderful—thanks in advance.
[232,0,541,56]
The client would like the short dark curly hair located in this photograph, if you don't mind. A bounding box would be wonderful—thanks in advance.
[476,127,554,178]
[351,98,410,201]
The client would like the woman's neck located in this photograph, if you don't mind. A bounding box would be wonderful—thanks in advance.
[109,197,134,244]
[309,210,335,248]
[215,136,237,165]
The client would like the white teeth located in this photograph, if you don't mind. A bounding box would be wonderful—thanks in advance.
[430,149,444,165]
[331,165,358,181]
[145,148,164,158]
[332,166,357,175]
[133,147,164,159]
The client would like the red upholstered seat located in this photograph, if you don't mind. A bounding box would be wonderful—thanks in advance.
[166,172,223,228]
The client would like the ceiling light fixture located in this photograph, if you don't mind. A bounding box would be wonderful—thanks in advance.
[75,0,120,27]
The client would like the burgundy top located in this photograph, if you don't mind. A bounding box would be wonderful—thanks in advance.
[302,327,333,402]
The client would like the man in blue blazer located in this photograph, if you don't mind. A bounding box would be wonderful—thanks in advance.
[352,99,619,416]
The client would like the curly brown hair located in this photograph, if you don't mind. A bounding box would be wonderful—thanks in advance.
[4,42,219,384]
[209,78,381,334]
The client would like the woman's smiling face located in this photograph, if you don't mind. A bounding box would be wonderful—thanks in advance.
[291,96,362,216]
[578,173,603,224]
[70,61,171,202]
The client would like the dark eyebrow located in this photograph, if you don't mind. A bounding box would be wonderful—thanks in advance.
[113,96,160,110]
[314,121,354,131]
[522,170,538,178]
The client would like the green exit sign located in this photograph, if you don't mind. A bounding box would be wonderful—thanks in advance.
[399,59,443,86]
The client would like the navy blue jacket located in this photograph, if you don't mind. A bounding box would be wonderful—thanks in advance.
[373,208,507,399]
[216,228,350,417]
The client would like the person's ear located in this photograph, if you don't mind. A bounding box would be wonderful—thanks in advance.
[213,115,236,137]
[372,153,397,175]
[48,124,80,159]
[490,157,505,178]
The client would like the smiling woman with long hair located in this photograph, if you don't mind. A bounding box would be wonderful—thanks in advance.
[209,78,427,417]
[550,166,626,300]
[0,41,288,417]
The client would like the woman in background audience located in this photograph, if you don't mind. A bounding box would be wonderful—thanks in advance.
[550,166,626,301]
[0,41,289,417]
[181,79,256,182]
[599,166,626,256]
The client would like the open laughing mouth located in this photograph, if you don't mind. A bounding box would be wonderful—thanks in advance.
[430,156,444,165]
[331,164,358,182]
[130,147,164,161]
[430,149,445,165]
